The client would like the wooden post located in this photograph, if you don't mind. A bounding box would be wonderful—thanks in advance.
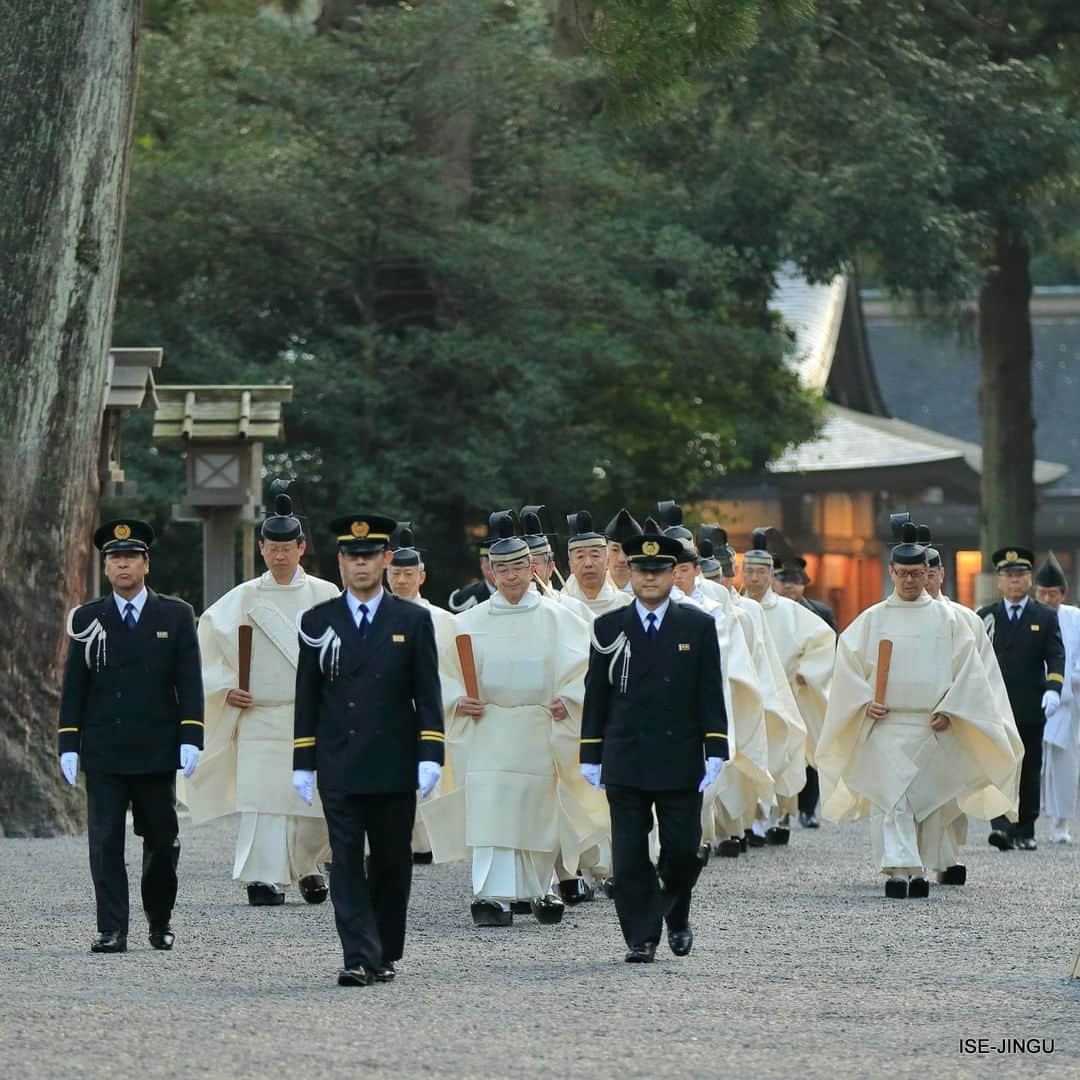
[202,505,240,609]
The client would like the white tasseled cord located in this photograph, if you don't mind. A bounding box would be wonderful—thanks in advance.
[982,612,995,642]
[590,625,631,692]
[66,608,107,671]
[296,617,341,679]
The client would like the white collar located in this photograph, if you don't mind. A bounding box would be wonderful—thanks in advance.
[345,588,384,623]
[1005,596,1029,614]
[635,596,670,631]
[113,587,148,619]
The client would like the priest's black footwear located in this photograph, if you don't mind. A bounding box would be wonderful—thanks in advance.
[148,925,175,950]
[884,876,908,899]
[299,874,329,904]
[246,882,285,906]
[624,942,656,963]
[765,826,790,845]
[907,876,930,898]
[91,931,127,954]
[739,835,748,852]
[510,900,532,915]
[936,865,967,885]
[557,877,594,905]
[716,837,741,858]
[471,899,512,927]
[988,829,1014,851]
[745,829,765,849]
[530,894,566,925]
[697,843,711,866]
[667,925,693,957]
[374,962,396,983]
[411,851,434,865]
[337,967,375,987]
[1015,837,1038,851]
[798,811,820,829]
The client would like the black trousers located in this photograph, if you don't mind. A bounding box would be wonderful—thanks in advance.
[606,784,702,949]
[85,771,179,934]
[992,720,1044,839]
[320,789,416,972]
[798,766,819,816]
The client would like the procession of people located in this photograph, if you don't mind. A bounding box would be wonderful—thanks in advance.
[56,487,1079,982]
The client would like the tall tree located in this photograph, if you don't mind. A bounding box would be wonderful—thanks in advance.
[0,0,143,834]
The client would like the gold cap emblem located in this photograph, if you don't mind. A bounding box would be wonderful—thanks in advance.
[114,524,132,540]
[350,520,370,538]
[1005,550,1018,563]
[642,540,660,557]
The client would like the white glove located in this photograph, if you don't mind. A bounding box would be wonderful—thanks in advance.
[60,752,79,786]
[698,756,724,793]
[179,744,201,778]
[292,769,315,806]
[1042,690,1061,718]
[580,763,603,790]
[418,761,442,799]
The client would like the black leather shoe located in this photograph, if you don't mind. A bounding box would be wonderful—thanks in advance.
[411,851,433,865]
[624,942,657,963]
[667,926,693,957]
[91,931,127,954]
[907,876,930,898]
[697,843,711,866]
[299,874,329,904]
[745,829,765,849]
[798,811,820,829]
[1015,836,1037,851]
[937,864,967,886]
[558,877,595,905]
[884,876,908,899]
[738,835,748,852]
[471,899,512,927]
[337,967,375,987]
[988,829,1014,851]
[530,894,566,925]
[765,826,790,845]
[510,900,532,915]
[716,837,741,858]
[148,925,175,950]
[247,882,285,906]
[374,962,396,983]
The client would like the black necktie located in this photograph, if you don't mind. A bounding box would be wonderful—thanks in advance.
[1010,605,1020,624]
[123,602,137,631]
[646,612,658,641]
[357,603,370,638]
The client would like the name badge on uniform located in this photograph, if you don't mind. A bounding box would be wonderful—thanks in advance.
[678,643,691,652]
[1031,625,1040,631]
[393,634,406,643]
[157,631,169,639]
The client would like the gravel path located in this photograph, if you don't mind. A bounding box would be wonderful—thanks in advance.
[1,810,1077,1078]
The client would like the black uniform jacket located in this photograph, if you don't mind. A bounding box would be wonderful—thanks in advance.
[447,579,491,613]
[293,592,444,794]
[58,590,204,773]
[800,595,838,634]
[580,599,728,791]
[977,597,1065,727]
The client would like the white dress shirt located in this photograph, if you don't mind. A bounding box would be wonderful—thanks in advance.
[635,597,670,635]
[345,587,384,627]
[113,587,148,623]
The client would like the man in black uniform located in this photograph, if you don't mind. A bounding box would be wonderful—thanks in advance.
[448,534,496,613]
[580,530,728,963]
[58,519,204,954]
[978,546,1065,851]
[293,512,444,986]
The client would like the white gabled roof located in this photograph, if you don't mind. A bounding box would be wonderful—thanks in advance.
[769,263,847,391]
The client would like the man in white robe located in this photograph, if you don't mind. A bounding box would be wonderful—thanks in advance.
[817,525,1022,897]
[562,510,635,616]
[420,521,595,926]
[385,530,465,862]
[1034,552,1080,843]
[185,491,339,905]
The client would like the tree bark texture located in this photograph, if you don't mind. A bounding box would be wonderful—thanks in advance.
[0,0,142,835]
[978,224,1035,562]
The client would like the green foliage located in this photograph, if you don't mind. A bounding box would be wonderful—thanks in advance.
[113,0,819,601]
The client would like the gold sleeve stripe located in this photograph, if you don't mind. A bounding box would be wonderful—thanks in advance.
[181,720,204,727]
[1047,673,1064,684]
[705,732,729,740]
[58,727,79,734]
[420,731,445,741]
[294,737,317,748]
[580,737,603,744]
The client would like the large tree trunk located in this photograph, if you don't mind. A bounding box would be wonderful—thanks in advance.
[0,1,142,836]
[978,224,1035,563]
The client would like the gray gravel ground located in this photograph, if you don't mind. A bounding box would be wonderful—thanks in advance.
[1,810,1078,1079]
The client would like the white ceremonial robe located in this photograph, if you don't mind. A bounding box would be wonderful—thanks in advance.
[1043,603,1080,823]
[735,592,807,814]
[419,590,599,900]
[532,580,594,624]
[186,569,339,885]
[818,590,1022,876]
[562,573,635,617]
[402,595,465,855]
[758,589,835,765]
